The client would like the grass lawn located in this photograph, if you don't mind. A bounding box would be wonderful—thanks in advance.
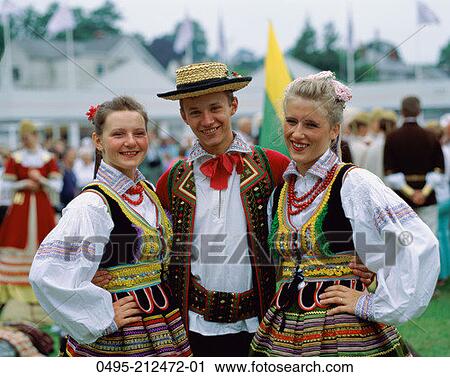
[398,279,450,356]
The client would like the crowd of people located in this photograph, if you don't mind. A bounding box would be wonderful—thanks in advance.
[0,61,446,357]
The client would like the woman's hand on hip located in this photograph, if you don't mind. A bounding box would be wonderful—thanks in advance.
[113,296,142,328]
[319,285,365,316]
[92,269,112,287]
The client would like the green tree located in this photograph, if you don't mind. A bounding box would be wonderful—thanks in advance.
[1,1,123,58]
[51,1,121,41]
[147,19,209,68]
[289,19,319,66]
[438,40,450,74]
[173,19,208,62]
[229,48,262,76]
[315,22,341,76]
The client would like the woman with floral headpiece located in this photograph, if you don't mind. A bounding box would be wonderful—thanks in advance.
[30,96,191,357]
[250,72,440,357]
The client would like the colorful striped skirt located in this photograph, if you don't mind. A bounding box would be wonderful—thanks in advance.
[66,284,192,357]
[250,280,410,357]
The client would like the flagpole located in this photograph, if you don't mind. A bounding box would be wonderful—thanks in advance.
[346,3,355,84]
[415,31,422,80]
[66,27,76,90]
[186,38,193,65]
[1,11,13,91]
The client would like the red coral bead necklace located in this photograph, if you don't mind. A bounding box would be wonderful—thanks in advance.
[287,164,338,216]
[121,183,144,206]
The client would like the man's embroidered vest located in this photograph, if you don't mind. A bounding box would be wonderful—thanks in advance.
[167,146,276,325]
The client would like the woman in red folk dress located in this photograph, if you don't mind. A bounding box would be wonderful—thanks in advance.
[0,120,62,314]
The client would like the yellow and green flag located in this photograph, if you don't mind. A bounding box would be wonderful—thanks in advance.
[259,22,292,156]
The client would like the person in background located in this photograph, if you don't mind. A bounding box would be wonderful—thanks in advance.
[435,113,450,284]
[365,109,398,179]
[384,96,445,236]
[0,120,62,317]
[0,148,11,225]
[73,146,95,191]
[59,148,78,211]
[347,112,371,167]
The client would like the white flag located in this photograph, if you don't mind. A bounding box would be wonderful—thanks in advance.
[47,5,75,35]
[1,0,21,22]
[417,1,439,24]
[174,17,194,54]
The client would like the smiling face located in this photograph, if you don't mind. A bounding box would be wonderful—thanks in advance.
[283,97,339,175]
[92,110,148,179]
[180,91,237,155]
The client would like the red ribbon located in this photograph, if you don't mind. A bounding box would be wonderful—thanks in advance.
[200,153,244,190]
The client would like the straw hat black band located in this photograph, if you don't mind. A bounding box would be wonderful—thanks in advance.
[158,76,252,100]
[157,62,252,101]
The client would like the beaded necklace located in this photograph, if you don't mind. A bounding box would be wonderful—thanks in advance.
[121,183,144,206]
[287,164,338,216]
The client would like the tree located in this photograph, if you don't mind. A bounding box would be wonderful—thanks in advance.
[1,1,123,58]
[289,19,319,66]
[323,21,339,52]
[438,40,450,74]
[53,1,121,40]
[315,22,341,76]
[147,35,178,69]
[229,48,262,76]
[146,19,209,69]
[173,19,208,62]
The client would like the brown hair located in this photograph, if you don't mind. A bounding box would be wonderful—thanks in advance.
[401,96,421,118]
[179,90,235,111]
[92,96,149,178]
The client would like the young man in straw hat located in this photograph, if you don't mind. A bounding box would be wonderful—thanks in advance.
[156,62,290,356]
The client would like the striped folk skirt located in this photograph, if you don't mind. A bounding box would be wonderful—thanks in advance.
[66,284,192,357]
[250,280,410,357]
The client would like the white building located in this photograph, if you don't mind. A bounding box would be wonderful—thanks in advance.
[1,36,450,149]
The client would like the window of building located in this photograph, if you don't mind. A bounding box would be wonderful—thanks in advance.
[96,64,105,76]
[12,66,21,82]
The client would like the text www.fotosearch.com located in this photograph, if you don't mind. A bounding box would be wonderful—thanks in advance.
[214,360,354,373]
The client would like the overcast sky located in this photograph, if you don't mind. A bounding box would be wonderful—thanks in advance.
[12,0,450,64]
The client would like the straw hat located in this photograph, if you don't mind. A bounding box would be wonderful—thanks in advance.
[157,62,252,100]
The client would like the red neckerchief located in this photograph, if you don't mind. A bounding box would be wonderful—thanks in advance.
[199,153,244,190]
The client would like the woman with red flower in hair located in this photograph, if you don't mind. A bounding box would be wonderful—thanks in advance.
[30,96,191,357]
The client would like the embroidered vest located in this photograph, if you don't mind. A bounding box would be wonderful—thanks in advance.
[270,164,356,285]
[82,182,172,294]
[166,146,276,324]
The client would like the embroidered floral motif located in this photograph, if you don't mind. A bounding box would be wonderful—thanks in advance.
[283,149,339,182]
[187,132,252,163]
[95,161,146,195]
[355,293,375,321]
[35,240,97,261]
[373,203,418,232]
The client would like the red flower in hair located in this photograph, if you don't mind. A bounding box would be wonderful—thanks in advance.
[231,71,241,77]
[86,105,99,122]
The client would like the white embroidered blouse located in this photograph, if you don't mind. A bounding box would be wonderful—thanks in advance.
[268,148,440,324]
[29,161,157,344]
